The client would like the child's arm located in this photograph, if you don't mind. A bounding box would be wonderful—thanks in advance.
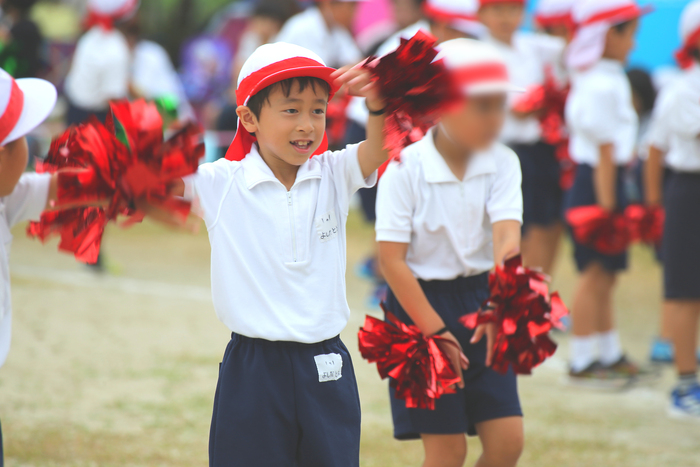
[594,143,617,211]
[332,67,388,179]
[644,145,665,206]
[379,241,468,388]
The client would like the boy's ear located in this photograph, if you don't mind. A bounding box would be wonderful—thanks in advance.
[236,106,258,133]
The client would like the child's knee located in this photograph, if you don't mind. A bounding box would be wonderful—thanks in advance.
[423,435,467,467]
[481,433,523,467]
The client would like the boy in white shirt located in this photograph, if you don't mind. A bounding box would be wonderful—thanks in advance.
[147,43,387,466]
[479,0,566,277]
[564,0,652,387]
[376,39,523,467]
[645,0,700,420]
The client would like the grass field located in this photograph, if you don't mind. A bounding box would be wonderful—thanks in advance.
[1,211,699,466]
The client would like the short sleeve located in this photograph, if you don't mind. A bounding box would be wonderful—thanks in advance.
[375,161,414,243]
[325,144,377,214]
[96,34,130,103]
[183,160,235,228]
[573,79,620,144]
[487,150,523,224]
[2,173,51,227]
[647,92,672,152]
[666,86,700,139]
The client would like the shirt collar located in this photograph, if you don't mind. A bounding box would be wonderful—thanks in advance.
[593,58,625,74]
[243,145,322,190]
[420,129,497,184]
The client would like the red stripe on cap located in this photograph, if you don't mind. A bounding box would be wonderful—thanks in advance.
[676,25,700,69]
[582,4,645,26]
[0,79,25,145]
[479,0,525,7]
[236,57,331,106]
[422,3,478,23]
[453,62,510,89]
[535,12,575,30]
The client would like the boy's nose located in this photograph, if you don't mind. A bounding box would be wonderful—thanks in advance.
[297,116,314,133]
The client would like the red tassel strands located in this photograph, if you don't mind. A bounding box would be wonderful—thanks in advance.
[28,99,204,263]
[362,30,460,177]
[459,255,569,375]
[358,307,461,410]
[565,204,665,256]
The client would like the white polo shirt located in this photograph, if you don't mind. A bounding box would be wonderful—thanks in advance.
[647,64,700,172]
[275,7,362,69]
[487,32,565,144]
[64,27,131,111]
[566,59,638,167]
[0,173,51,368]
[375,129,523,281]
[184,144,376,343]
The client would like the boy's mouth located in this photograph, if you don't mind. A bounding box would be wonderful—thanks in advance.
[290,140,313,153]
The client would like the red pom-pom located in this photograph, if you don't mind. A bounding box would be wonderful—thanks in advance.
[28,99,204,263]
[625,204,664,246]
[459,255,568,375]
[565,206,631,255]
[363,30,460,161]
[358,308,460,410]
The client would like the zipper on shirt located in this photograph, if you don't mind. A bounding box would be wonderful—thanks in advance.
[287,191,298,262]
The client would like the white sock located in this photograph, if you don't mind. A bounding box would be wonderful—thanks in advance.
[598,330,623,366]
[570,335,598,372]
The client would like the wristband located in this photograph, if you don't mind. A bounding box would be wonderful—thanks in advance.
[431,326,449,337]
[366,103,387,116]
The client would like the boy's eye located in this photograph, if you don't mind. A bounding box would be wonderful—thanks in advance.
[284,109,299,114]
[313,108,326,115]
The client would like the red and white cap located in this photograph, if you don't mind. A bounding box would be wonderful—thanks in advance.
[567,0,652,70]
[676,0,700,69]
[479,0,526,7]
[0,69,57,147]
[225,42,340,161]
[436,38,523,95]
[534,0,576,29]
[423,0,487,39]
[85,0,140,30]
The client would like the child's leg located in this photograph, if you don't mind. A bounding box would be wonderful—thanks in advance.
[668,301,700,375]
[421,433,467,467]
[521,223,563,276]
[474,417,524,467]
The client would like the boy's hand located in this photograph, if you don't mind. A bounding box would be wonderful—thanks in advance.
[436,331,469,389]
[331,65,385,114]
[471,322,497,367]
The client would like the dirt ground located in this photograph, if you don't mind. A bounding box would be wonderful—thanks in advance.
[1,212,699,466]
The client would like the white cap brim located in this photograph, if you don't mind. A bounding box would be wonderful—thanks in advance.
[465,81,525,95]
[2,78,57,146]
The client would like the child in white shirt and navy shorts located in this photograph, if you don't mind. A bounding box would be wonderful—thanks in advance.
[564,0,652,387]
[646,0,700,420]
[151,43,388,466]
[376,39,524,467]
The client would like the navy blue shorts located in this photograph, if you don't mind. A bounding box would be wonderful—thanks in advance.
[564,163,628,273]
[511,141,563,230]
[209,334,361,467]
[663,171,700,299]
[384,274,522,439]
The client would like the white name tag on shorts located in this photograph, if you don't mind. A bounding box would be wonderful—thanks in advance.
[314,353,343,382]
[315,211,339,243]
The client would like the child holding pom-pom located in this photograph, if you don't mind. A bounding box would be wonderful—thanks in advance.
[376,39,524,467]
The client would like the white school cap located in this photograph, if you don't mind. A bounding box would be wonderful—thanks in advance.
[436,38,523,95]
[423,0,487,39]
[676,0,700,69]
[567,0,652,70]
[0,68,57,147]
[534,0,576,29]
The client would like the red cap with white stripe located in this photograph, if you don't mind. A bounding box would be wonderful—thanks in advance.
[479,0,526,7]
[436,38,523,96]
[423,0,487,38]
[676,0,700,69]
[225,42,340,162]
[86,0,140,29]
[567,0,652,70]
[534,0,576,29]
[0,69,57,147]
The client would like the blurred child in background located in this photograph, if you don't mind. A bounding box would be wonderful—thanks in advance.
[479,0,566,277]
[63,0,138,126]
[376,39,523,467]
[0,0,43,78]
[645,0,700,420]
[564,0,652,387]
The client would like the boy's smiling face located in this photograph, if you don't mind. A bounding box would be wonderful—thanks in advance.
[238,80,329,169]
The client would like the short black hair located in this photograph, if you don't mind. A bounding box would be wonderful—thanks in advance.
[627,68,657,114]
[5,0,38,13]
[612,20,635,33]
[246,77,331,120]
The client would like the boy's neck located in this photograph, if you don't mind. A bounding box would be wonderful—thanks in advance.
[256,144,301,191]
[493,32,514,47]
[433,127,473,180]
